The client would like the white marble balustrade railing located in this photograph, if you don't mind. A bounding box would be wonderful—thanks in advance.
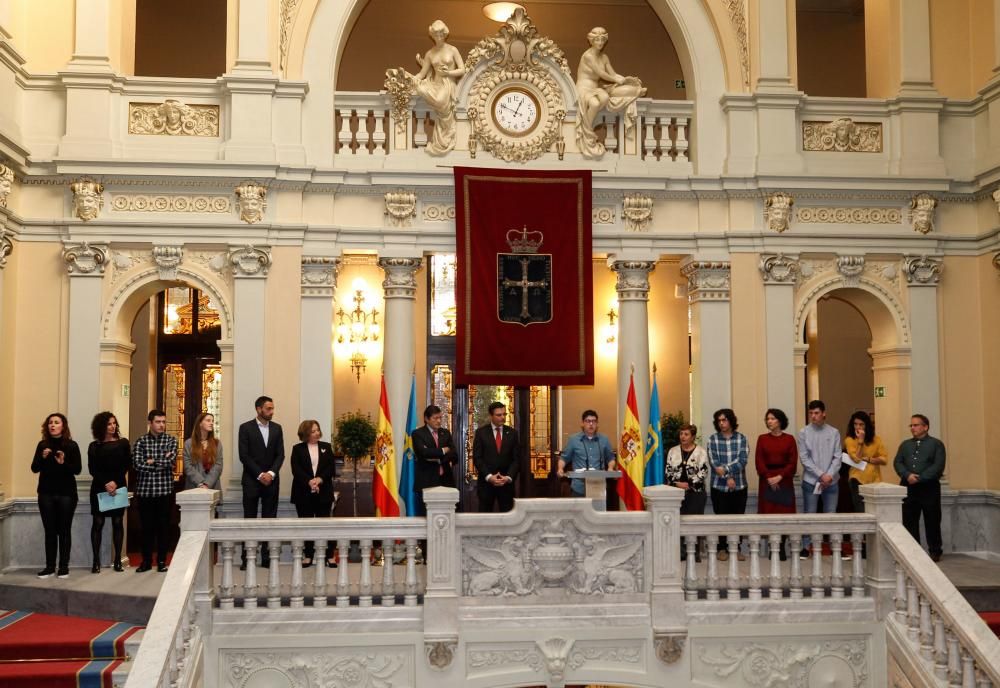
[208,517,427,610]
[679,513,877,602]
[883,521,1000,688]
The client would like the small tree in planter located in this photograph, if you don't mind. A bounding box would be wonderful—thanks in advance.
[334,411,377,517]
[660,410,688,452]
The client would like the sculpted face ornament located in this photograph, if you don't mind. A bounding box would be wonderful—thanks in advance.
[70,179,105,222]
[765,192,794,233]
[235,182,267,224]
[909,193,937,234]
[0,163,13,208]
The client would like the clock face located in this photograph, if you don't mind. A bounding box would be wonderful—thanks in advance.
[491,88,540,137]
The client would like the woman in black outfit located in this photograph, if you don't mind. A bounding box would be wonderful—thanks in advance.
[88,411,130,573]
[32,413,82,579]
[290,420,336,567]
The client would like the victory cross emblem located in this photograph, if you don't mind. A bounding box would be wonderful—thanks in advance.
[497,226,552,326]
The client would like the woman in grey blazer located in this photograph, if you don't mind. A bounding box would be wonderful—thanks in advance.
[184,412,224,489]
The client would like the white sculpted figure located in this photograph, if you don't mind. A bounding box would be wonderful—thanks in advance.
[0,163,13,208]
[70,179,104,222]
[388,20,465,156]
[235,182,267,224]
[910,193,937,234]
[574,27,646,159]
[765,192,794,233]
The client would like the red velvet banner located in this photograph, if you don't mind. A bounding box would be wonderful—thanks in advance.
[455,167,593,386]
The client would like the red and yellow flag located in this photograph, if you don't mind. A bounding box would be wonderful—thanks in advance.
[615,370,645,511]
[373,375,401,517]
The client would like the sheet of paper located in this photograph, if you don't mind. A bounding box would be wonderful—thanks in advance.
[841,452,868,471]
[97,488,129,512]
[813,482,825,495]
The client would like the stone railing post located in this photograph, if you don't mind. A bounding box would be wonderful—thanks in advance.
[644,485,688,665]
[177,488,220,638]
[422,487,460,671]
[861,483,906,620]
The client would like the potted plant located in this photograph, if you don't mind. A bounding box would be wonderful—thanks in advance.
[660,410,687,452]
[334,411,377,517]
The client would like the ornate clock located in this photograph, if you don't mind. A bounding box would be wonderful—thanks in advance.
[466,9,569,162]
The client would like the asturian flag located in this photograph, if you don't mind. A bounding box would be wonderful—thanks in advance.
[399,374,419,517]
[373,374,401,517]
[644,365,664,487]
[615,369,645,511]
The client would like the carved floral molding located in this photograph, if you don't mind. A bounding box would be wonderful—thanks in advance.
[63,242,109,274]
[0,229,12,268]
[384,190,417,227]
[128,100,220,137]
[797,207,902,224]
[802,118,882,152]
[724,0,751,89]
[622,193,653,232]
[592,206,616,225]
[694,638,869,688]
[279,0,302,72]
[0,162,12,208]
[225,649,409,688]
[422,204,455,222]
[110,194,232,214]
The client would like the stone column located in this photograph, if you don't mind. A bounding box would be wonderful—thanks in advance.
[754,0,795,92]
[63,242,109,438]
[59,0,117,158]
[861,483,906,619]
[903,256,942,431]
[758,254,799,415]
[680,258,732,431]
[423,486,460,653]
[176,488,221,643]
[223,0,277,161]
[227,246,272,493]
[644,485,687,634]
[378,256,423,459]
[608,258,655,434]
[233,0,273,73]
[897,0,934,95]
[752,0,803,175]
[69,0,112,70]
[300,257,339,436]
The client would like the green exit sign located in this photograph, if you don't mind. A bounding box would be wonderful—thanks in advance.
[674,79,686,89]
[874,386,886,398]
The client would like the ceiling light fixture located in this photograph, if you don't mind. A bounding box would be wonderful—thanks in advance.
[482,2,525,22]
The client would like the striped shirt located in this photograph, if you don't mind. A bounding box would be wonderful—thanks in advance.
[132,432,177,497]
[706,432,749,492]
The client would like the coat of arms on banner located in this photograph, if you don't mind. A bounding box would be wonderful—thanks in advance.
[497,226,552,326]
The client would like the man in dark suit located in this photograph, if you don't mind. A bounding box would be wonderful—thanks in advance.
[238,395,285,567]
[410,404,456,516]
[472,401,520,513]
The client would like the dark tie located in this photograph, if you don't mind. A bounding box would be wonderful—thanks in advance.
[495,427,502,451]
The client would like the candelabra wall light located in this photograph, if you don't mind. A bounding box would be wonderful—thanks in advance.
[336,279,380,382]
[605,299,619,344]
[598,298,619,360]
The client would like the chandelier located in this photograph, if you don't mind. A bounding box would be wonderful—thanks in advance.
[336,280,380,382]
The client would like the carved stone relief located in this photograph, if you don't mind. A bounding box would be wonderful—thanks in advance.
[622,193,653,232]
[0,229,12,268]
[802,118,882,152]
[279,0,302,72]
[724,0,750,90]
[422,203,455,222]
[152,245,183,281]
[227,245,272,277]
[655,633,686,664]
[224,649,409,688]
[110,194,231,213]
[764,192,794,233]
[836,256,865,287]
[909,193,937,234]
[234,182,267,224]
[467,646,543,674]
[994,252,1000,275]
[694,638,869,688]
[610,260,655,301]
[384,190,417,227]
[0,162,12,208]
[758,254,800,284]
[466,638,641,686]
[128,100,220,137]
[378,257,422,298]
[681,260,730,302]
[592,206,616,225]
[462,517,644,596]
[63,242,109,274]
[993,188,1000,217]
[70,179,104,222]
[796,207,902,224]
[301,256,340,297]
[425,641,456,670]
[903,255,942,285]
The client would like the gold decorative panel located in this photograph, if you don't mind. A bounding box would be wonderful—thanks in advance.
[430,365,453,431]
[430,254,457,337]
[802,118,882,153]
[128,100,220,137]
[163,289,220,335]
[162,364,186,480]
[465,385,514,480]
[528,386,552,479]
[202,365,222,427]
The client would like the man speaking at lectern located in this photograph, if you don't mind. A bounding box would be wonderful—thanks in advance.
[472,402,520,512]
[557,410,615,497]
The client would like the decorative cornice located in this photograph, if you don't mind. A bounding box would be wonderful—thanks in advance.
[903,255,942,285]
[0,163,12,208]
[301,256,340,297]
[63,242,109,275]
[796,207,901,224]
[681,259,730,302]
[758,253,799,284]
[384,190,416,227]
[610,259,655,301]
[227,245,271,277]
[110,193,231,214]
[622,193,653,232]
[378,257,422,299]
[152,245,183,281]
[836,255,865,286]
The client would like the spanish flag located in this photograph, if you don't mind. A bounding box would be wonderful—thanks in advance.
[615,369,645,511]
[373,374,401,517]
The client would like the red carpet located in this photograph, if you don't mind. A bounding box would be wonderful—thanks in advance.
[983,612,1000,638]
[0,610,142,688]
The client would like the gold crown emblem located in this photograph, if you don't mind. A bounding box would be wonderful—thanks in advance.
[506,226,544,253]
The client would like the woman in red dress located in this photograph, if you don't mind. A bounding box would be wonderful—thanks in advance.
[755,408,798,559]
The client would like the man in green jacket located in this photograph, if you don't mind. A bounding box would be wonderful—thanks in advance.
[893,414,946,562]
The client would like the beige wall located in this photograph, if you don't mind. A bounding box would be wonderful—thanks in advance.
[730,253,768,476]
[815,296,874,439]
[13,0,75,72]
[865,0,899,98]
[977,253,1000,490]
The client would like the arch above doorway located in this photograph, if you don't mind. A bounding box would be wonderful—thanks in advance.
[794,274,910,349]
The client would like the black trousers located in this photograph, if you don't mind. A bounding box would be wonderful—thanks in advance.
[902,479,942,555]
[294,497,333,561]
[242,479,279,565]
[137,495,171,566]
[38,493,77,569]
[711,487,748,550]
[478,482,514,513]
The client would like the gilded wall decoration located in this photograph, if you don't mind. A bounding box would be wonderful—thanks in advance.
[224,649,409,688]
[234,182,267,224]
[279,0,302,72]
[592,206,616,225]
[622,193,653,232]
[764,192,794,233]
[796,207,902,224]
[384,190,417,227]
[128,100,220,137]
[909,193,937,234]
[110,194,232,213]
[802,118,882,152]
[70,179,104,222]
[422,203,455,222]
[0,163,12,208]
[724,0,751,89]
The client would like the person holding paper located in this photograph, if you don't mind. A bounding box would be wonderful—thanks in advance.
[558,410,615,497]
[132,409,177,573]
[893,414,946,562]
[797,400,842,559]
[842,411,887,513]
[87,412,130,573]
[32,413,82,579]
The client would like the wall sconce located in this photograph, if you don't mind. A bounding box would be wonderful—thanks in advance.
[483,3,525,21]
[605,299,619,344]
[336,279,380,382]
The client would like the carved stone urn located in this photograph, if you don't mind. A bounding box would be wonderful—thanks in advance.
[532,532,574,583]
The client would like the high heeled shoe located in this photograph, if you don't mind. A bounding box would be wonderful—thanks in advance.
[112,561,124,572]
[91,563,101,574]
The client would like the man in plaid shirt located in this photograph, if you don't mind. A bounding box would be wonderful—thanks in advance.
[707,408,749,561]
[132,409,177,572]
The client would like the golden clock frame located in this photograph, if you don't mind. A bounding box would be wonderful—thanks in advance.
[489,85,543,139]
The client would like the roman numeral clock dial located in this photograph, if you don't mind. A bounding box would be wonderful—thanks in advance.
[491,87,541,137]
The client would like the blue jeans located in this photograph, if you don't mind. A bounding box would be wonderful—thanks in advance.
[801,481,838,549]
